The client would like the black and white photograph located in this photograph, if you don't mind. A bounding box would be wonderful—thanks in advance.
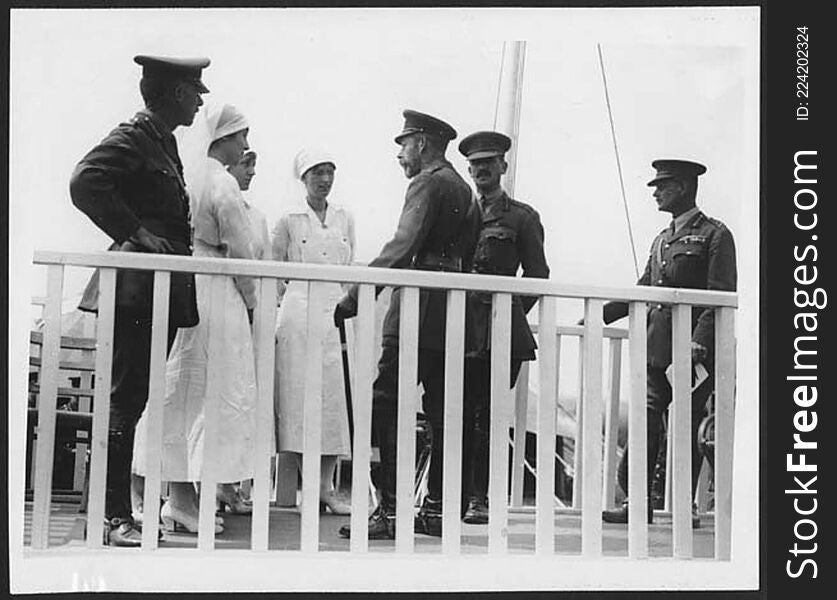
[5,3,781,595]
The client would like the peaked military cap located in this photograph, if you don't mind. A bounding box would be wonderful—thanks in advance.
[647,159,707,186]
[134,55,211,93]
[458,130,512,160]
[394,109,457,144]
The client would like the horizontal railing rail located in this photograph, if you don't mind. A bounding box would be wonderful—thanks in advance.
[24,250,736,566]
[33,250,738,307]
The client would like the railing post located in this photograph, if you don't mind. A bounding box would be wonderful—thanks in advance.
[488,292,512,555]
[395,287,419,553]
[300,280,326,553]
[31,264,64,550]
[671,303,693,557]
[86,267,115,549]
[511,362,529,508]
[349,284,376,552]
[535,296,557,554]
[74,355,94,492]
[715,306,735,560]
[602,338,623,509]
[580,298,604,557]
[251,277,277,551]
[140,270,171,550]
[441,289,465,554]
[572,337,584,509]
[627,301,648,558]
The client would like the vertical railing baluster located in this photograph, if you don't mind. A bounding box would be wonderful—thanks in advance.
[300,281,325,553]
[441,289,465,555]
[87,267,115,549]
[74,354,94,493]
[671,303,693,557]
[197,275,226,550]
[715,306,735,560]
[349,284,376,553]
[627,301,648,558]
[536,296,557,554]
[251,276,277,551]
[488,292,512,555]
[581,298,603,557]
[395,287,420,553]
[31,264,64,550]
[511,362,529,507]
[554,333,563,512]
[572,335,584,510]
[140,270,170,550]
[602,337,623,509]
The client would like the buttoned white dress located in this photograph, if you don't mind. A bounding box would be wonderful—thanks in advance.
[134,158,261,482]
[272,200,355,455]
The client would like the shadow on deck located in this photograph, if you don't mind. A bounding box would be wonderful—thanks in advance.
[23,500,716,558]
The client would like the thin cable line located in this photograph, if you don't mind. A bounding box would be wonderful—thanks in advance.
[597,43,640,280]
[493,43,507,131]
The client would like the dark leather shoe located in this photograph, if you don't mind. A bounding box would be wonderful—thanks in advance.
[692,505,701,529]
[338,505,395,539]
[414,498,442,537]
[602,501,654,524]
[462,496,489,525]
[105,518,142,547]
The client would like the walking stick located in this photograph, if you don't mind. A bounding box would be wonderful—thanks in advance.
[338,320,354,446]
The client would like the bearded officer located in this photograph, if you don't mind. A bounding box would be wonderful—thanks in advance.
[334,110,480,539]
[70,55,209,546]
[597,159,737,527]
[458,131,550,526]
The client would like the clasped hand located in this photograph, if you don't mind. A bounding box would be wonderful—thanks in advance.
[333,300,357,328]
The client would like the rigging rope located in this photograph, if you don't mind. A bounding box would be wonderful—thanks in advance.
[597,43,640,280]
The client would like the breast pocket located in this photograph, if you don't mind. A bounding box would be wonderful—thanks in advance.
[477,226,518,272]
[669,237,708,287]
[145,163,185,216]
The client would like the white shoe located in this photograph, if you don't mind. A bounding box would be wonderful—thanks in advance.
[160,502,224,534]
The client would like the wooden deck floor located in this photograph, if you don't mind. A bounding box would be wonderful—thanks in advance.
[22,500,716,558]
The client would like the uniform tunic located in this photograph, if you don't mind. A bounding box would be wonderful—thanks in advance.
[603,209,737,367]
[272,201,355,455]
[465,189,550,362]
[72,109,198,327]
[343,158,479,350]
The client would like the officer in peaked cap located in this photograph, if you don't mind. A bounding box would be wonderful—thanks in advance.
[134,55,211,92]
[334,110,480,540]
[596,158,736,528]
[69,54,210,547]
[393,109,458,144]
[457,130,550,526]
[646,159,707,186]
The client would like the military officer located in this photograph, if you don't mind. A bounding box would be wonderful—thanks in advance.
[598,159,737,527]
[458,131,550,526]
[70,55,209,546]
[334,110,480,539]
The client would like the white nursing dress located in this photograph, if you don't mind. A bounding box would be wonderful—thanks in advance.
[134,157,260,482]
[273,200,355,455]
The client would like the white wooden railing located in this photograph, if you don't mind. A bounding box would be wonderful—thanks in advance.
[25,250,737,563]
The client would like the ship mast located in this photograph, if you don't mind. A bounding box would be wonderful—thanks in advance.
[493,41,527,196]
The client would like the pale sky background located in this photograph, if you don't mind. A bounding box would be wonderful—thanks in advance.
[8,7,760,592]
[11,8,756,312]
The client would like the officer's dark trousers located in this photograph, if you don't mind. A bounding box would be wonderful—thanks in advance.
[105,309,177,521]
[370,341,445,513]
[617,364,714,503]
[462,357,523,503]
